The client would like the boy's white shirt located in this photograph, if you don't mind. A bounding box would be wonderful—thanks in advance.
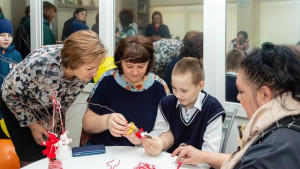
[150,91,223,169]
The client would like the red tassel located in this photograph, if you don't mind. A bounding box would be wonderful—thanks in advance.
[48,159,63,169]
[133,162,157,169]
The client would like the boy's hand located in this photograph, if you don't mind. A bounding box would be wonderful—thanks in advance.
[142,136,164,156]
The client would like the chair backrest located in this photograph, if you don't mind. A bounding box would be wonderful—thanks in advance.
[220,107,238,153]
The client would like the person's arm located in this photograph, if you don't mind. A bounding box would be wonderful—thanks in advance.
[238,128,300,169]
[198,116,223,169]
[43,24,56,45]
[82,108,128,137]
[140,102,173,155]
[245,41,253,56]
[171,145,231,169]
[142,130,174,155]
[28,120,50,145]
[228,40,234,51]
[126,102,171,146]
[1,57,43,128]
[144,24,152,37]
[12,50,22,64]
[163,25,171,38]
[149,105,170,137]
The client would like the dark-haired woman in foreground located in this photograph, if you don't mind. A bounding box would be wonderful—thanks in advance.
[172,43,300,169]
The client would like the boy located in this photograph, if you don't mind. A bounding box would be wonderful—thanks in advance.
[127,57,225,169]
[0,15,22,138]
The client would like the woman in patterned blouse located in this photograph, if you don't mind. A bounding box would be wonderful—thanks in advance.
[0,30,106,167]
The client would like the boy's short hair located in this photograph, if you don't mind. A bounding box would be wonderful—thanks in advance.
[172,57,205,85]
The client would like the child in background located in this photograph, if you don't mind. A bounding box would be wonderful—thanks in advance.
[0,15,22,138]
[0,15,22,88]
[128,57,225,169]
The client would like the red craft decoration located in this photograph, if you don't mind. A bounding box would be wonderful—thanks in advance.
[176,161,182,169]
[135,128,144,139]
[48,159,63,169]
[106,159,120,169]
[135,132,142,139]
[133,162,156,169]
[41,132,59,160]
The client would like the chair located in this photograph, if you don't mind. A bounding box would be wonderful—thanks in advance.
[220,107,238,153]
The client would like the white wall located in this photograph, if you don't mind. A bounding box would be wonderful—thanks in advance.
[150,0,202,6]
[203,0,248,154]
[0,0,12,20]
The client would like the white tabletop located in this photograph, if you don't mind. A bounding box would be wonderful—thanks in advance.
[22,146,199,169]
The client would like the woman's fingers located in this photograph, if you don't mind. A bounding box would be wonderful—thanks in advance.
[107,113,128,137]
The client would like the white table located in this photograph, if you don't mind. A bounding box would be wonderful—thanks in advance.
[22,146,199,169]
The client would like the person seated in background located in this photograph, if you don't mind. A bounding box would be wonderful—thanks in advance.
[145,11,171,42]
[115,8,137,44]
[128,57,225,169]
[92,12,99,34]
[152,38,182,79]
[164,30,203,93]
[61,8,87,41]
[82,35,170,146]
[116,8,138,34]
[171,43,300,169]
[24,1,57,45]
[228,31,253,56]
[0,13,23,139]
[0,14,22,85]
[225,49,245,103]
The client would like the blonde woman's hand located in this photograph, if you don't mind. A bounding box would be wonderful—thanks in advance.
[28,121,50,145]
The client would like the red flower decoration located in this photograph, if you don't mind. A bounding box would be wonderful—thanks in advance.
[135,132,142,139]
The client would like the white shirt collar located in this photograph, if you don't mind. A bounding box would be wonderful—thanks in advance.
[176,91,205,111]
[226,72,237,76]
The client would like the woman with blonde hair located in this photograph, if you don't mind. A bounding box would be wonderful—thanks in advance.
[1,30,107,167]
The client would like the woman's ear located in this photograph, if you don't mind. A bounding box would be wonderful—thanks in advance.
[257,86,273,105]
